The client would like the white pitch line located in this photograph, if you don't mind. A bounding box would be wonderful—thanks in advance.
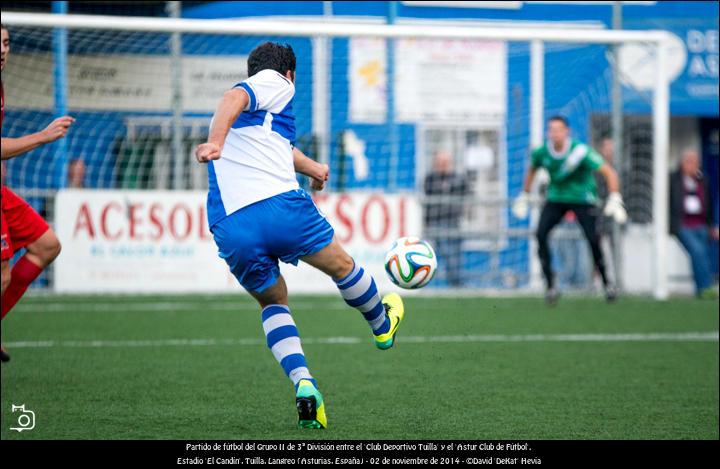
[11,301,348,313]
[4,332,717,349]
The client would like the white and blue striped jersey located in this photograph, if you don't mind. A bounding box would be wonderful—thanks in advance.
[207,69,299,227]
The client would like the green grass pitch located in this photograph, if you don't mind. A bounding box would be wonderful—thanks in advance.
[1,294,717,440]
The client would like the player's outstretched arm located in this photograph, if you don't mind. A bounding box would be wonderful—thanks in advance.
[293,147,328,191]
[1,115,75,160]
[521,166,537,194]
[195,88,249,163]
[596,163,619,193]
[511,166,537,219]
[597,163,627,224]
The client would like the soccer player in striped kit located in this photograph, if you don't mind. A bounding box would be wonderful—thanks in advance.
[195,42,404,429]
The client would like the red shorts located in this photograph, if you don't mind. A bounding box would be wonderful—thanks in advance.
[1,186,49,261]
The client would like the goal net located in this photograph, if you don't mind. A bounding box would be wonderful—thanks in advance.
[0,13,671,297]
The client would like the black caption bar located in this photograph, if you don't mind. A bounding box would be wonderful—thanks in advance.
[2,440,718,465]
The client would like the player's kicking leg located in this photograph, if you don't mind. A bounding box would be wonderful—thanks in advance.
[301,237,405,350]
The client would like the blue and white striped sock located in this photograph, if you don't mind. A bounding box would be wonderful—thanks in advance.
[261,304,316,389]
[335,261,390,335]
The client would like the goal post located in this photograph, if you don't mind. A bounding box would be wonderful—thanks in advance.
[1,12,672,298]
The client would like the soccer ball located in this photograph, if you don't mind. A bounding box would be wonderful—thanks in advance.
[384,237,437,289]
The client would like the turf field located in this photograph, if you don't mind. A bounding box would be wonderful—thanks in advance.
[1,294,717,440]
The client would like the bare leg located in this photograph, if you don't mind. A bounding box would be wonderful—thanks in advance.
[248,274,288,308]
[300,236,354,281]
[0,260,10,295]
[24,229,62,269]
[2,229,61,318]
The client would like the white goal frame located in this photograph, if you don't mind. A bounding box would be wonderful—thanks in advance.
[2,12,672,299]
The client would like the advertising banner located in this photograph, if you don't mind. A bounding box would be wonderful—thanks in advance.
[54,190,421,294]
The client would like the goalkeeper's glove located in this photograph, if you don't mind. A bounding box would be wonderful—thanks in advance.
[603,192,628,224]
[511,192,530,220]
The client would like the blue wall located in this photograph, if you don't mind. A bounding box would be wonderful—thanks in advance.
[6,1,716,191]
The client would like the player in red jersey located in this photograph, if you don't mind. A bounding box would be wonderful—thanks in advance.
[1,24,75,362]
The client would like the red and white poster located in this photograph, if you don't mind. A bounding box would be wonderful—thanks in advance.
[54,189,232,293]
[54,190,421,293]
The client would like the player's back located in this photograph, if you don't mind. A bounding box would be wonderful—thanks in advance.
[207,69,299,228]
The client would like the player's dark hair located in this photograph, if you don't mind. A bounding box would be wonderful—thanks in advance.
[247,42,296,78]
[548,115,569,128]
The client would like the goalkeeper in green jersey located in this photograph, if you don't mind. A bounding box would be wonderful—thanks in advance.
[512,116,627,305]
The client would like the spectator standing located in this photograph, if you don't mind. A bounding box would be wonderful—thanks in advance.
[424,151,470,287]
[669,149,719,299]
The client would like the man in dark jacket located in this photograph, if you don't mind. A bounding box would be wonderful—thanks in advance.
[424,151,469,287]
[669,149,719,298]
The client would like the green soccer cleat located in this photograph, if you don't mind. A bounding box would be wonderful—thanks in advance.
[374,293,405,350]
[295,379,327,429]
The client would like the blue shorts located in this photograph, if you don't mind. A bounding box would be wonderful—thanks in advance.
[211,189,335,293]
